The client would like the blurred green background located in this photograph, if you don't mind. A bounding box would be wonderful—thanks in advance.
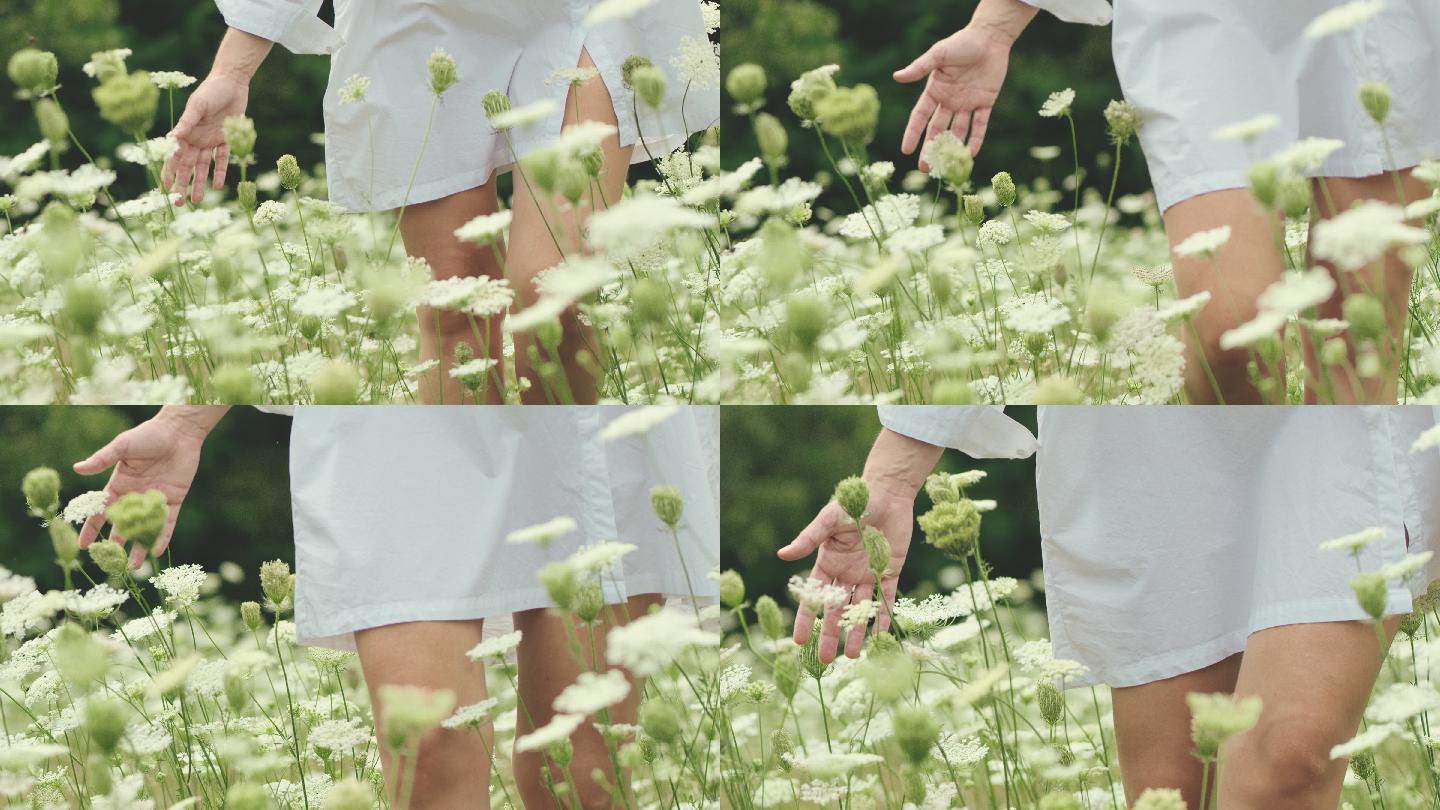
[721,406,1042,604]
[0,407,293,595]
[3,0,332,200]
[722,0,1152,200]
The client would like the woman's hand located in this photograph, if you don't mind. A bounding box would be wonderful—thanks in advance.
[161,74,249,206]
[778,488,917,663]
[893,0,1036,166]
[72,407,229,568]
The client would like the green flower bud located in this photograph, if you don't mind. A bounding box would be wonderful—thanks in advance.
[1247,161,1280,209]
[427,48,459,97]
[1350,751,1377,782]
[725,63,767,107]
[88,539,130,578]
[772,651,800,700]
[212,365,261,404]
[755,595,784,641]
[923,472,959,504]
[276,154,302,191]
[1399,611,1423,638]
[522,147,560,193]
[85,696,127,755]
[1037,682,1065,727]
[865,631,901,658]
[1351,571,1388,620]
[771,729,793,771]
[1359,82,1390,126]
[917,498,981,560]
[54,623,109,687]
[1103,98,1141,144]
[482,89,511,121]
[573,580,605,623]
[1277,174,1313,218]
[93,71,160,134]
[631,64,667,110]
[833,476,869,523]
[260,560,293,606]
[1038,793,1082,810]
[224,783,271,810]
[1033,376,1085,405]
[1343,293,1387,344]
[237,180,258,212]
[754,112,787,167]
[50,520,80,564]
[225,670,250,714]
[639,699,681,745]
[8,49,58,96]
[859,645,915,703]
[377,684,456,751]
[106,490,166,551]
[22,467,61,518]
[784,294,827,351]
[323,779,373,810]
[815,83,880,147]
[892,705,939,765]
[35,98,69,148]
[902,765,927,805]
[650,485,683,529]
[240,600,264,632]
[932,379,975,404]
[620,56,654,90]
[787,68,837,122]
[540,561,578,610]
[860,526,889,581]
[797,622,830,679]
[996,170,1019,206]
[63,282,106,337]
[717,569,744,608]
[223,115,257,162]
[962,194,985,225]
[555,159,590,204]
[311,361,360,404]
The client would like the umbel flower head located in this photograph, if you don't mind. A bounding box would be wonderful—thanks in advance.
[717,569,744,607]
[918,498,981,560]
[860,526,889,581]
[1103,99,1142,144]
[991,171,1017,207]
[921,130,973,189]
[259,559,293,606]
[630,63,668,110]
[787,64,838,122]
[93,71,160,134]
[8,48,58,97]
[481,89,511,121]
[1351,571,1388,619]
[106,490,167,551]
[833,475,868,523]
[815,83,880,147]
[892,705,940,765]
[755,594,785,640]
[223,115,257,163]
[726,62,767,109]
[276,154,302,191]
[22,466,61,518]
[378,684,456,751]
[427,48,459,97]
[1186,692,1262,760]
[650,485,683,528]
[89,539,131,578]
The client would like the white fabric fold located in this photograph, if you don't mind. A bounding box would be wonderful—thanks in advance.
[877,405,1038,459]
[214,0,342,55]
[1021,0,1112,26]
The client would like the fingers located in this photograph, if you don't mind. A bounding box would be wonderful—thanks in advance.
[924,108,954,155]
[778,506,837,561]
[874,576,899,635]
[901,93,938,156]
[189,149,211,204]
[967,108,992,157]
[817,587,848,664]
[893,45,937,84]
[77,510,106,549]
[212,144,230,189]
[127,541,147,570]
[793,600,816,645]
[843,586,870,659]
[950,109,972,152]
[150,507,180,559]
[74,438,125,475]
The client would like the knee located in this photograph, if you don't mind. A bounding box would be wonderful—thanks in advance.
[569,745,621,810]
[1225,720,1339,807]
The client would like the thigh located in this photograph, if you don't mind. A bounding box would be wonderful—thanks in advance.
[396,184,503,278]
[1309,171,1428,312]
[1165,188,1288,333]
[1112,653,1242,807]
[355,620,490,755]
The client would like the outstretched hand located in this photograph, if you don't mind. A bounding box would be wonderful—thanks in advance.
[778,489,916,663]
[161,73,249,205]
[893,26,1014,168]
[73,413,212,568]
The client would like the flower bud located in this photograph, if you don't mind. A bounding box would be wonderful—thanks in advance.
[787,68,836,122]
[1037,682,1065,727]
[639,699,681,745]
[540,561,578,610]
[260,560,293,606]
[754,595,784,641]
[22,467,61,518]
[276,154,302,191]
[522,148,560,193]
[785,294,827,351]
[923,472,959,504]
[1398,611,1423,638]
[237,180,258,212]
[754,112,787,167]
[35,98,69,148]
[225,670,250,713]
[241,600,264,632]
[93,71,160,134]
[631,64,667,110]
[1277,174,1313,218]
[1359,82,1390,126]
[1343,293,1386,344]
[797,622,829,679]
[223,115,257,162]
[932,380,975,404]
[962,194,985,225]
[860,526,889,581]
[833,476,868,523]
[772,651,800,700]
[717,569,744,608]
[482,90,511,121]
[1247,161,1280,209]
[621,56,654,90]
[106,490,167,551]
[650,485,683,529]
[85,696,127,755]
[725,63,767,107]
[50,520,80,564]
[427,48,459,97]
[1351,571,1388,619]
[8,49,58,95]
[324,779,373,810]
[377,684,456,751]
[921,130,972,188]
[573,580,605,623]
[771,729,793,771]
[224,784,270,810]
[815,84,880,147]
[1038,793,1082,810]
[89,539,130,578]
[312,361,360,404]
[892,705,939,765]
[63,282,106,337]
[212,365,261,404]
[917,498,981,560]
[1103,99,1141,144]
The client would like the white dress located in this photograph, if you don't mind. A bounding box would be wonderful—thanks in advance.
[878,405,1440,689]
[214,0,720,211]
[1023,0,1440,211]
[263,406,719,650]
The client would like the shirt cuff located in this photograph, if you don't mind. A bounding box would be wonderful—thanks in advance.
[216,0,343,55]
[877,406,1039,459]
[1020,0,1113,25]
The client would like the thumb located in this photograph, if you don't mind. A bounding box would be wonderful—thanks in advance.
[893,45,937,83]
[171,100,205,142]
[74,437,124,475]
[778,507,836,561]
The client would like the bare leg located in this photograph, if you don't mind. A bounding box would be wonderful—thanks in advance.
[1220,618,1399,809]
[508,48,636,404]
[397,185,507,404]
[1111,653,1242,809]
[512,594,663,809]
[1302,171,1430,404]
[355,620,491,809]
[1164,189,1287,403]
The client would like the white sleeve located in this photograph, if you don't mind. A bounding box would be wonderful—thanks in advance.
[1020,0,1112,25]
[252,405,296,416]
[214,0,343,55]
[877,406,1039,459]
